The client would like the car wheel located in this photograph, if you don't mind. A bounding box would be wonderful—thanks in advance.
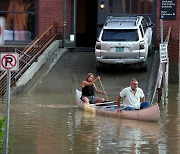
[148,45,152,57]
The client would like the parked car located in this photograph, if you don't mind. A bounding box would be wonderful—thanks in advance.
[95,16,154,71]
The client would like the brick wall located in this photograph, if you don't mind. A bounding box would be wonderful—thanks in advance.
[38,0,72,37]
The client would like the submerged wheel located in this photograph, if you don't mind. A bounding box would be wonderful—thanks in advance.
[148,45,153,57]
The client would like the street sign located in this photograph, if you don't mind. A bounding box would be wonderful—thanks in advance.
[0,17,5,46]
[160,43,168,63]
[160,0,176,20]
[0,53,19,71]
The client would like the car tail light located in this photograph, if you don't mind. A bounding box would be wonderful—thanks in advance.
[96,41,101,49]
[140,41,145,49]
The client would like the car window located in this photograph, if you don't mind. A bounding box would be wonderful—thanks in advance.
[140,26,144,37]
[102,29,139,41]
[141,18,147,32]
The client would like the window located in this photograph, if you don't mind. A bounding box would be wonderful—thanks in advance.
[139,26,144,38]
[0,0,36,42]
[102,29,139,41]
[141,18,147,32]
[131,0,153,14]
[109,0,130,15]
[109,0,153,15]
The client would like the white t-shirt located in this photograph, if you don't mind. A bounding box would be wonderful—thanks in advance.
[119,86,144,109]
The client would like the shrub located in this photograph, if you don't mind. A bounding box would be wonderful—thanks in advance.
[0,117,5,151]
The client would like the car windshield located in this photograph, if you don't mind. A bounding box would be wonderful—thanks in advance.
[102,29,139,41]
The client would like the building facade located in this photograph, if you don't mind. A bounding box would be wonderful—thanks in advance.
[0,0,179,82]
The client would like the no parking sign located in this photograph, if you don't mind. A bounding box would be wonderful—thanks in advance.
[1,52,19,154]
[0,53,19,71]
[0,17,5,46]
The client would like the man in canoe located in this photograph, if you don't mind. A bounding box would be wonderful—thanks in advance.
[81,73,106,104]
[116,78,150,111]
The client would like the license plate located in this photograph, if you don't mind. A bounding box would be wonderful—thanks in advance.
[116,47,124,52]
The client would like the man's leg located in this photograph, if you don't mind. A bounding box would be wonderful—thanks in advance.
[140,102,150,109]
[124,106,136,110]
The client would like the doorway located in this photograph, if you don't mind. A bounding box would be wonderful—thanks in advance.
[76,0,98,47]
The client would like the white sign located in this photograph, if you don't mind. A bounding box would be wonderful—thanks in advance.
[0,17,5,46]
[0,53,19,71]
[160,43,168,63]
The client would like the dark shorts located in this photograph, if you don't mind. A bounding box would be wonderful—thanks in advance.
[81,95,98,104]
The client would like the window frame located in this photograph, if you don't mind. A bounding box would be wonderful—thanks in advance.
[0,0,37,44]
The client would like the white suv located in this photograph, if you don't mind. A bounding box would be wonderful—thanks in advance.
[95,16,154,71]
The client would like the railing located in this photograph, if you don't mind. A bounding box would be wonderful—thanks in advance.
[0,24,61,96]
[157,27,172,103]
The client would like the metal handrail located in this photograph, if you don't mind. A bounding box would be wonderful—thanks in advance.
[0,24,61,96]
[156,27,172,103]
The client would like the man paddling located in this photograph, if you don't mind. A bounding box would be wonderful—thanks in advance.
[117,78,150,111]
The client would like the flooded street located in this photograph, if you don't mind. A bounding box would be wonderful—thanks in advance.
[0,51,179,153]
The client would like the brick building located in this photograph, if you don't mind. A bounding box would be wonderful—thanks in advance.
[0,0,179,83]
[156,0,179,83]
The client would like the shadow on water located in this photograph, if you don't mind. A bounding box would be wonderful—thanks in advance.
[96,64,147,74]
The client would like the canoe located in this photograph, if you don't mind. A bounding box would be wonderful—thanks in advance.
[75,89,160,122]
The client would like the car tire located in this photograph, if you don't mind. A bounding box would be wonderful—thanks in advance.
[148,45,152,57]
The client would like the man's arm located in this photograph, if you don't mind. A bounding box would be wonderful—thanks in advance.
[140,96,145,103]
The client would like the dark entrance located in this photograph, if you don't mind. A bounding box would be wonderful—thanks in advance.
[76,0,98,47]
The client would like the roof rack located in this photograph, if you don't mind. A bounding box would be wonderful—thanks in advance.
[135,16,141,26]
[105,16,141,27]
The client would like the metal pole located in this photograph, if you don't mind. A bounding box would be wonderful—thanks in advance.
[74,0,77,46]
[160,19,167,104]
[160,19,163,44]
[63,0,67,48]
[4,70,11,154]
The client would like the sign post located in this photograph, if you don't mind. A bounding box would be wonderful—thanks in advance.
[0,52,19,154]
[0,17,5,46]
[159,19,168,104]
[4,70,11,154]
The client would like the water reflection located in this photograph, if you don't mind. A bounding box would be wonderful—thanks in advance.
[73,110,160,153]
[0,93,76,154]
[158,84,180,154]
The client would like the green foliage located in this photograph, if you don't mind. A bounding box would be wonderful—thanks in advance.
[0,117,5,151]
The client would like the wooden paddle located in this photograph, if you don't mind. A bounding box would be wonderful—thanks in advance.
[99,78,109,101]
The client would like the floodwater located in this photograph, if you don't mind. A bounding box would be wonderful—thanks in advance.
[0,84,179,154]
[0,51,179,153]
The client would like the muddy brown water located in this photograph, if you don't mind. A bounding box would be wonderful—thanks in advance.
[0,51,179,153]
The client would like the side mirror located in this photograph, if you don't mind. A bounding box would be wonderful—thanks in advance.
[97,23,104,28]
[148,23,155,28]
